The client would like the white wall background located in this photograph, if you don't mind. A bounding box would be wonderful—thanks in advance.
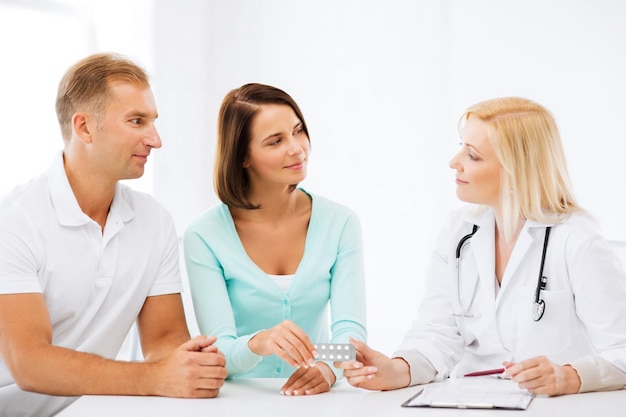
[151,0,626,354]
[1,0,625,356]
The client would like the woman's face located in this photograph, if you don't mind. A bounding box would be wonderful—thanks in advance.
[449,116,502,208]
[244,103,309,188]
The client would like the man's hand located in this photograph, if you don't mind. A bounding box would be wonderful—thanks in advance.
[150,335,227,398]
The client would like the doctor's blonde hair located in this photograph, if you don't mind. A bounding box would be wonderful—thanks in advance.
[461,97,581,239]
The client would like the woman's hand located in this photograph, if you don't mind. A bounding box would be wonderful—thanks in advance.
[503,356,581,396]
[247,320,316,369]
[280,362,336,396]
[333,338,411,391]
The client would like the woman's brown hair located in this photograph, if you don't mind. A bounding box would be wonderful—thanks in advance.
[214,83,310,209]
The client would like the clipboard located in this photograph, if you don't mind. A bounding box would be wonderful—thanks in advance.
[401,377,534,410]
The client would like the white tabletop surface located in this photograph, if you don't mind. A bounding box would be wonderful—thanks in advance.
[57,378,626,417]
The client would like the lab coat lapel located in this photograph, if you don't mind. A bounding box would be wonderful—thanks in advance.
[495,222,547,309]
[469,217,496,310]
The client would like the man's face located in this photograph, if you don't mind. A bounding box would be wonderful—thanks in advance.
[87,81,161,181]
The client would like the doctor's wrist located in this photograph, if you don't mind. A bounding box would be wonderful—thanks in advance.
[390,357,411,389]
[561,364,582,395]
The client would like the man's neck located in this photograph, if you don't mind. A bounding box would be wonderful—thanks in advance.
[63,156,116,232]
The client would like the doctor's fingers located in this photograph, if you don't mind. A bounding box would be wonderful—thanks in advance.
[344,369,386,390]
[514,368,566,396]
[502,356,546,378]
[343,365,378,380]
[333,359,363,370]
[506,358,557,390]
[513,363,580,396]
[348,338,382,364]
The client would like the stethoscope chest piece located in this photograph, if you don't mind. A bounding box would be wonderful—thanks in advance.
[532,299,545,322]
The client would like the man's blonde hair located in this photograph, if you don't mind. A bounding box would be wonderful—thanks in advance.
[56,52,150,142]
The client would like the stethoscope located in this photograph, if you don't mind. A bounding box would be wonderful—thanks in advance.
[455,225,552,321]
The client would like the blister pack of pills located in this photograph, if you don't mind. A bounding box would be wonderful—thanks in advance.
[314,343,356,361]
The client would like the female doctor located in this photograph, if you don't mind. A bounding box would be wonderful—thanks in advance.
[336,97,626,395]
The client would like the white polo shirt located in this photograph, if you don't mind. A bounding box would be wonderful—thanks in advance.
[0,152,183,416]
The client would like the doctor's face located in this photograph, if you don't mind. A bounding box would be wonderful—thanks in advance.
[449,116,502,208]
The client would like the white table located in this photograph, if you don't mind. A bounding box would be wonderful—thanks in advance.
[57,378,626,417]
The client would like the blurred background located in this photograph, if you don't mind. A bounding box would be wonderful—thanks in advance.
[1,0,625,355]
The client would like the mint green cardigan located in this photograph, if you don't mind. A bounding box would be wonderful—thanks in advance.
[183,190,367,378]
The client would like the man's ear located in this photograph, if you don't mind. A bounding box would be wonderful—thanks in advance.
[72,112,93,144]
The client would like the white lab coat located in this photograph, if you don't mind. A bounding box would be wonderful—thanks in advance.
[395,208,626,392]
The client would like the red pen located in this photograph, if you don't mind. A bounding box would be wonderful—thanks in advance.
[463,367,506,377]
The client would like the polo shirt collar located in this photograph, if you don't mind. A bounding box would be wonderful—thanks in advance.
[48,152,135,227]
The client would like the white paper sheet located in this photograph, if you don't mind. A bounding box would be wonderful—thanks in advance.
[402,377,534,410]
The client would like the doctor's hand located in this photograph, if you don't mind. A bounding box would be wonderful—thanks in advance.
[333,338,410,391]
[280,362,335,396]
[503,356,581,396]
[248,320,317,369]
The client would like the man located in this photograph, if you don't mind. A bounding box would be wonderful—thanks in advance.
[0,53,226,416]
